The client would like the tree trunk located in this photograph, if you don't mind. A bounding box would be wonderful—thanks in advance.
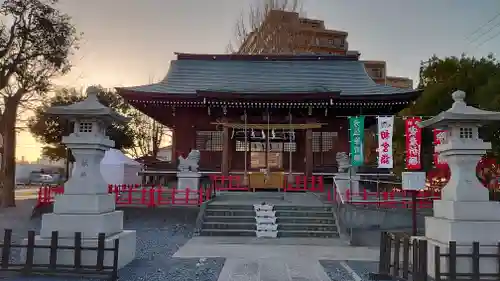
[151,121,160,158]
[1,97,20,208]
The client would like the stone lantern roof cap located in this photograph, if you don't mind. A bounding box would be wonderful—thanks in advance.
[45,86,130,124]
[419,90,500,128]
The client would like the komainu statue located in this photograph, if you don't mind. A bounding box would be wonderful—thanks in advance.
[336,152,350,173]
[177,149,201,172]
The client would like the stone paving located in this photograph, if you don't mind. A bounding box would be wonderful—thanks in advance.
[174,236,379,281]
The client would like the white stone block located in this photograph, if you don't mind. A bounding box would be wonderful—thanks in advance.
[256,217,277,224]
[256,223,278,231]
[425,216,500,245]
[40,211,124,239]
[177,172,200,199]
[255,230,278,238]
[253,204,273,212]
[255,210,276,217]
[433,200,500,221]
[53,194,116,214]
[23,230,136,269]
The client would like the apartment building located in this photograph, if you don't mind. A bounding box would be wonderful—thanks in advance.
[238,10,413,89]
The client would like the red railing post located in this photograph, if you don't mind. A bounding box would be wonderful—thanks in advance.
[205,186,211,201]
[126,186,133,205]
[171,188,176,205]
[148,187,155,207]
[140,187,147,205]
[185,187,190,205]
[113,186,120,204]
[156,186,163,206]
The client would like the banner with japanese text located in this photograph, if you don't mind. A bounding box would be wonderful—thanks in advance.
[433,129,447,168]
[405,117,422,170]
[377,116,394,168]
[349,116,365,166]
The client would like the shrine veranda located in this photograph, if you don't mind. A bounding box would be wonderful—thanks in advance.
[117,53,424,191]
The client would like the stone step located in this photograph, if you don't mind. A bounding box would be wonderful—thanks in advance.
[203,216,256,223]
[278,223,337,232]
[278,230,338,238]
[206,204,255,211]
[273,205,333,212]
[203,222,256,230]
[207,204,333,212]
[276,210,333,218]
[277,217,335,224]
[200,229,256,237]
[205,209,333,218]
[205,209,255,217]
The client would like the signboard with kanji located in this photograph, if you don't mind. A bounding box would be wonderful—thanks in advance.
[405,117,422,170]
[349,116,365,166]
[377,116,394,168]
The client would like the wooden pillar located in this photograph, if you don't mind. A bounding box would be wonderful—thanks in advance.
[305,128,313,176]
[171,126,177,165]
[222,126,229,176]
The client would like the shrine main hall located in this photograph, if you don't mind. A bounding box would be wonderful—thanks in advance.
[117,53,421,190]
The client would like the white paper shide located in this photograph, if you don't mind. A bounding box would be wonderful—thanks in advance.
[253,203,278,238]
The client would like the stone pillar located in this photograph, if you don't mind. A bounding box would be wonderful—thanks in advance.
[305,128,313,176]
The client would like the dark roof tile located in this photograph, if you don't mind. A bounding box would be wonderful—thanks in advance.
[122,54,413,95]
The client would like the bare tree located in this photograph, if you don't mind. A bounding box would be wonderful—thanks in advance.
[227,0,317,54]
[126,113,172,160]
[0,0,80,207]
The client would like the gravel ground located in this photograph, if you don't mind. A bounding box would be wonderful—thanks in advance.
[0,203,225,281]
[320,260,380,281]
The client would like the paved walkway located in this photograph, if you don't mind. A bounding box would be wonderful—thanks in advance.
[174,236,379,281]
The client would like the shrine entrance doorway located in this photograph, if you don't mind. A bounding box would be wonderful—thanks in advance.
[221,121,324,191]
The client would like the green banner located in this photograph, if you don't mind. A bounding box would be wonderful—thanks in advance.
[349,116,365,166]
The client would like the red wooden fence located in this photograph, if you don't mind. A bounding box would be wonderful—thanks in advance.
[34,175,453,209]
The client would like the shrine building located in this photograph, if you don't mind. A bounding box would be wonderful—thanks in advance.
[116,53,421,190]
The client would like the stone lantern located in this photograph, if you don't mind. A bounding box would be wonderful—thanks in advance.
[419,90,500,278]
[25,86,136,268]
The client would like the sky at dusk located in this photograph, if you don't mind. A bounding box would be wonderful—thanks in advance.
[16,0,499,161]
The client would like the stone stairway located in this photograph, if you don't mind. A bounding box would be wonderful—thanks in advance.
[200,203,339,238]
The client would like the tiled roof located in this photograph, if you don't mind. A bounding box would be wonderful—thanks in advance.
[120,54,414,96]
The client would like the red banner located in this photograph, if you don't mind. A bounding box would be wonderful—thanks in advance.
[433,129,448,168]
[405,117,422,170]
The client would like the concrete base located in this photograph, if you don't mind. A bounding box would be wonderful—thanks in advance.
[177,172,201,199]
[40,211,124,239]
[23,230,136,269]
[333,173,360,201]
[433,200,500,221]
[425,200,500,279]
[53,194,116,214]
